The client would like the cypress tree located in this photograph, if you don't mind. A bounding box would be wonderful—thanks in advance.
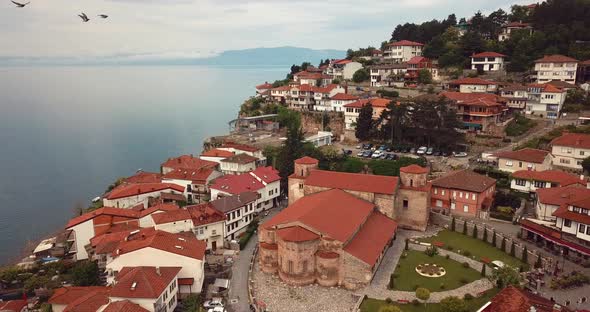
[481,264,486,277]
[472,224,478,239]
[535,253,542,269]
[501,237,506,252]
[451,217,456,231]
[483,227,488,243]
[388,274,395,289]
[510,241,516,257]
[405,238,409,251]
[462,221,467,235]
[523,245,529,263]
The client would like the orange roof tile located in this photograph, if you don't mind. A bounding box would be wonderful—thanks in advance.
[123,171,163,184]
[256,82,273,90]
[431,170,496,193]
[102,300,150,312]
[263,189,374,242]
[331,93,359,101]
[66,207,140,229]
[109,230,206,260]
[472,52,506,58]
[92,227,157,255]
[486,285,569,312]
[304,170,398,195]
[162,167,216,184]
[49,286,110,305]
[512,170,584,187]
[220,142,260,153]
[535,54,578,63]
[542,84,563,93]
[161,155,217,171]
[343,211,397,266]
[449,77,497,85]
[551,132,590,149]
[106,183,185,200]
[294,156,319,165]
[0,300,28,312]
[220,153,258,164]
[111,267,181,299]
[388,40,424,47]
[276,226,320,242]
[343,98,391,109]
[495,148,550,164]
[250,166,280,183]
[209,173,265,194]
[63,288,110,312]
[537,186,590,207]
[201,148,234,158]
[400,164,429,174]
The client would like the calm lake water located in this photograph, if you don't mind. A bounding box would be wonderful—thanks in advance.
[0,65,285,264]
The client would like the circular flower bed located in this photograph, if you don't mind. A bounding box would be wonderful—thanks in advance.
[415,263,446,277]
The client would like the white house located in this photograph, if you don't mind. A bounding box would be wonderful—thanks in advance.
[269,85,290,103]
[500,85,528,111]
[209,191,259,240]
[329,93,360,112]
[219,153,258,175]
[161,168,222,204]
[384,40,424,63]
[255,82,273,97]
[150,204,226,250]
[210,166,281,212]
[109,266,180,311]
[510,170,585,194]
[551,132,590,170]
[471,52,506,72]
[343,98,391,130]
[199,148,235,164]
[498,21,533,41]
[324,59,363,80]
[534,55,578,84]
[103,183,185,209]
[103,229,207,295]
[525,84,566,119]
[369,63,407,87]
[160,155,217,175]
[494,148,553,173]
[449,77,498,93]
[312,84,345,111]
[304,131,332,147]
[218,143,266,166]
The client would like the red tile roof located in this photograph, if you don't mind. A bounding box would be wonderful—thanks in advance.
[150,209,192,225]
[106,183,185,200]
[0,300,27,312]
[162,167,215,184]
[495,148,550,164]
[485,285,568,312]
[542,84,563,93]
[102,300,150,312]
[63,287,110,312]
[138,203,180,218]
[250,166,280,183]
[504,21,531,28]
[472,52,507,58]
[92,228,157,255]
[66,207,141,229]
[263,189,375,242]
[551,132,590,149]
[537,186,590,207]
[276,226,320,242]
[210,173,265,194]
[294,156,319,165]
[332,59,353,65]
[220,142,260,153]
[123,171,163,184]
[220,153,258,164]
[305,170,398,195]
[209,192,258,214]
[312,84,341,94]
[388,40,424,47]
[331,93,359,101]
[110,229,206,260]
[400,164,428,174]
[178,278,194,286]
[111,267,181,299]
[161,155,217,171]
[553,206,590,224]
[343,98,391,109]
[256,82,273,90]
[535,54,578,63]
[440,92,504,107]
[449,77,497,85]
[512,170,584,187]
[343,211,397,266]
[431,170,496,193]
[201,148,234,158]
[271,86,290,92]
[185,203,226,225]
[49,286,110,305]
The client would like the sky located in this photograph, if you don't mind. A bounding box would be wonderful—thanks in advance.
[0,0,531,59]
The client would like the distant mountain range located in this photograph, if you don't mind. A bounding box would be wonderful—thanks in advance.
[0,47,346,66]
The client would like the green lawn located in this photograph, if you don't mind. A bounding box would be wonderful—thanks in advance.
[392,250,480,291]
[360,289,498,312]
[418,230,526,268]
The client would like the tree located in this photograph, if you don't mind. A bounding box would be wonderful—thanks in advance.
[277,125,305,188]
[481,264,487,277]
[483,227,488,242]
[522,245,528,263]
[352,68,370,83]
[509,4,530,22]
[472,224,478,239]
[510,241,516,257]
[501,237,506,251]
[388,274,395,289]
[379,306,402,312]
[462,221,467,235]
[535,253,543,269]
[415,287,431,300]
[492,230,497,246]
[417,69,433,84]
[440,296,468,312]
[582,156,590,174]
[451,217,456,231]
[71,261,100,286]
[355,104,374,141]
[405,238,409,251]
[181,294,201,312]
[492,266,522,288]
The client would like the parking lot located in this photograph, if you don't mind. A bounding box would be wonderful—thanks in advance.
[340,142,469,160]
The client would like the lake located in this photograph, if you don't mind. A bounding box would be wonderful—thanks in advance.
[0,65,285,264]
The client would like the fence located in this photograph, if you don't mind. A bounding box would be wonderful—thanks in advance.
[430,211,554,271]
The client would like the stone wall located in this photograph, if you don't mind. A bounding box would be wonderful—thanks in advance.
[395,189,430,231]
[300,111,345,139]
[429,211,554,270]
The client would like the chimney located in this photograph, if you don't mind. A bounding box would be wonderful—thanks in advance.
[552,304,562,312]
[156,267,161,276]
[130,281,137,290]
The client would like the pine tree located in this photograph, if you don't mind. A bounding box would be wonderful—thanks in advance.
[481,264,486,277]
[510,241,515,257]
[472,224,478,239]
[483,227,488,243]
[462,221,467,235]
[492,230,497,246]
[355,104,374,141]
[451,217,456,231]
[501,237,506,252]
[522,245,528,263]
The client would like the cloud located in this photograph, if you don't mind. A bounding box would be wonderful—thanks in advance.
[0,0,526,59]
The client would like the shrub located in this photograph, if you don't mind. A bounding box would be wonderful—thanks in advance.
[459,277,469,284]
[385,297,393,304]
[405,238,409,251]
[446,254,451,260]
[483,228,488,242]
[440,296,468,312]
[462,221,467,235]
[510,242,516,257]
[451,217,456,231]
[535,254,543,269]
[379,305,402,312]
[415,288,431,301]
[462,262,470,268]
[522,246,529,263]
[440,283,446,289]
[412,299,421,306]
[425,246,439,257]
[472,225,478,238]
[462,250,471,257]
[481,264,486,277]
[501,237,506,251]
[388,274,395,289]
[401,253,407,259]
[447,245,454,251]
[464,293,474,300]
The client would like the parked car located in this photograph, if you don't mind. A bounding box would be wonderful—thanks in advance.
[342,149,352,155]
[453,152,468,157]
[362,150,372,158]
[378,145,387,151]
[357,150,365,157]
[204,298,224,309]
[433,151,442,156]
[441,151,449,157]
[356,144,362,149]
[426,147,434,155]
[417,146,428,155]
[380,153,387,159]
[372,150,383,159]
[409,147,416,154]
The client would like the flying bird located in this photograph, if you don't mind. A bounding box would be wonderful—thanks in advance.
[98,14,108,19]
[78,13,90,22]
[11,1,30,7]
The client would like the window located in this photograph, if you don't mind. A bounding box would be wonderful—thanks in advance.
[436,200,443,207]
[434,188,438,195]
[288,260,294,274]
[579,224,586,233]
[581,151,585,156]
[587,227,590,235]
[459,192,463,198]
[574,207,581,213]
[441,190,445,195]
[506,161,513,167]
[534,181,546,188]
[472,193,476,200]
[451,202,456,210]
[564,219,572,227]
[199,228,204,235]
[303,260,308,273]
[515,179,526,186]
[453,191,456,198]
[560,158,571,164]
[299,183,304,190]
[403,199,409,210]
[464,205,469,212]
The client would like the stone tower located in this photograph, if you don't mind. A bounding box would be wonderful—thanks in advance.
[395,164,431,231]
[288,156,319,205]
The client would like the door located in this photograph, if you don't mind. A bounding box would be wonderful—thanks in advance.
[212,241,217,251]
